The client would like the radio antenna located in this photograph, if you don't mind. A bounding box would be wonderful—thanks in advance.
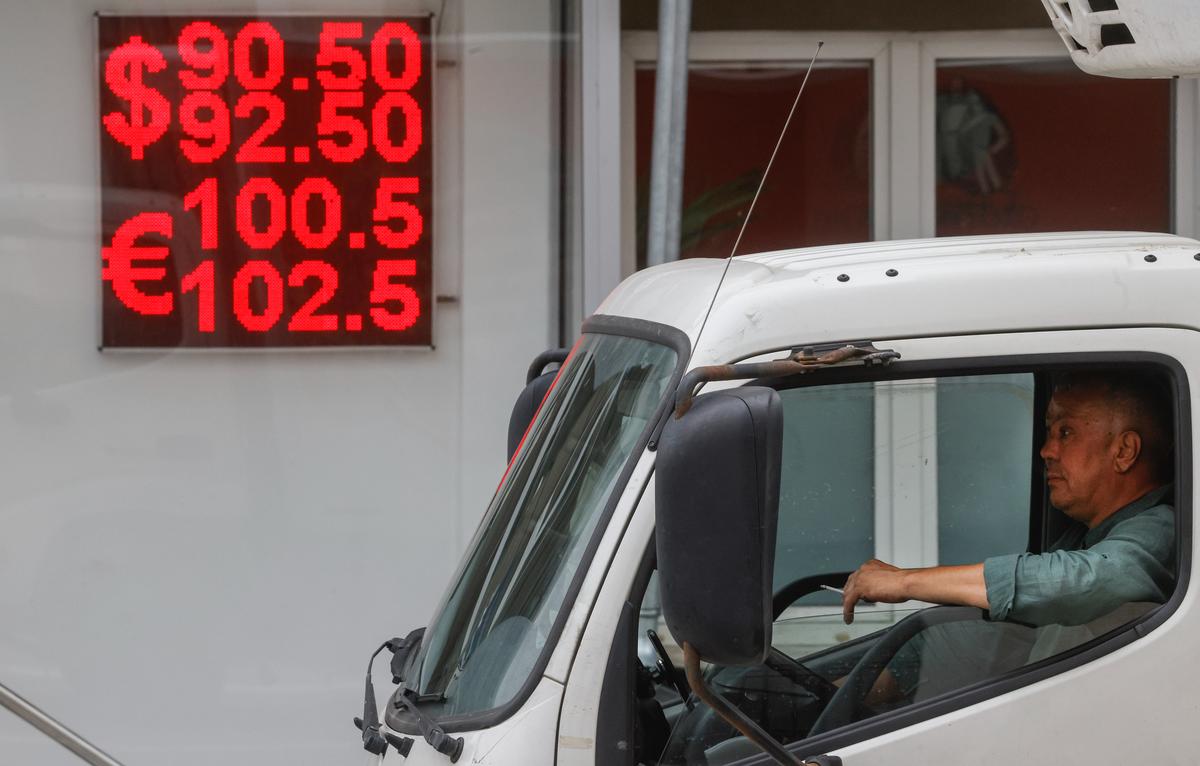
[687,41,824,363]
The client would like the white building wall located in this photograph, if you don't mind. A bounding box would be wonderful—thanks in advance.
[0,0,557,764]
[458,0,559,551]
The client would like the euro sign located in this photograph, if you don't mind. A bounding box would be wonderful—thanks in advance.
[102,35,170,161]
[102,213,175,316]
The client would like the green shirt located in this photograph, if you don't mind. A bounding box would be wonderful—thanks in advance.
[983,485,1175,626]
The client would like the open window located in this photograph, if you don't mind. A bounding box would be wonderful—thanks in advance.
[622,359,1185,765]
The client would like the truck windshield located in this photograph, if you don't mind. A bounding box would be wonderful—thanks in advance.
[411,331,678,718]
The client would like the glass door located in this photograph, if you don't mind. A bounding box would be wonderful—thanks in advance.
[621,30,1192,273]
[633,62,873,267]
[933,58,1171,236]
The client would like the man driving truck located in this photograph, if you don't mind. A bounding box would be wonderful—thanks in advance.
[841,371,1175,627]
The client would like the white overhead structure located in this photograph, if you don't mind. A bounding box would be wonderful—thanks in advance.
[1039,0,1200,77]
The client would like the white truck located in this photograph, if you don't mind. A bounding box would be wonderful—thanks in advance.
[341,2,1200,763]
[358,230,1200,765]
[350,3,1200,764]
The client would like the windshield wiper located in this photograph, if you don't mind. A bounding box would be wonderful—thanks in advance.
[355,629,427,759]
[392,689,464,762]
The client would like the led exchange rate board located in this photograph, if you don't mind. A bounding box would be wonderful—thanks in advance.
[98,16,433,348]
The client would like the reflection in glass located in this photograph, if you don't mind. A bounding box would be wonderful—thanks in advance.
[634,64,871,266]
[776,383,874,608]
[937,374,1033,564]
[935,59,1170,236]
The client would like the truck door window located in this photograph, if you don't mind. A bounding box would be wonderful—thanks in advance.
[642,368,1179,764]
[775,381,875,606]
[642,374,1032,654]
[778,375,1034,616]
[935,373,1034,564]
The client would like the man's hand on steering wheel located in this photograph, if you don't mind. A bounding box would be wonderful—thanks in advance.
[842,559,909,624]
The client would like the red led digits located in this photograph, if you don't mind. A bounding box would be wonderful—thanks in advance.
[233,21,284,90]
[177,23,231,166]
[236,178,286,249]
[372,92,422,163]
[373,178,423,249]
[180,260,216,332]
[178,22,229,89]
[291,178,342,249]
[179,92,231,162]
[102,213,175,316]
[101,17,433,347]
[370,260,420,331]
[182,178,219,249]
[317,91,368,162]
[232,260,284,331]
[234,92,287,162]
[371,22,421,90]
[287,261,340,331]
[317,22,366,89]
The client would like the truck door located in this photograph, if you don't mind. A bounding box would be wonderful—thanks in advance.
[569,326,1194,765]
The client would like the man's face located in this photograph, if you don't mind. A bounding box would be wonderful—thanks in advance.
[1040,387,1120,521]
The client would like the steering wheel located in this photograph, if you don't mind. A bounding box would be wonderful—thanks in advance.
[763,647,839,704]
[808,605,986,737]
[772,571,854,619]
[761,571,858,705]
[669,575,963,762]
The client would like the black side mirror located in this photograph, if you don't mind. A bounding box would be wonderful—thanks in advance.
[656,385,802,764]
[655,385,782,666]
[507,348,569,461]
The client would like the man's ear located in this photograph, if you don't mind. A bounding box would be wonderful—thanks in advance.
[1113,430,1143,474]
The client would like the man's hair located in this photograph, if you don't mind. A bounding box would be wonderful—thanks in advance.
[1053,370,1174,481]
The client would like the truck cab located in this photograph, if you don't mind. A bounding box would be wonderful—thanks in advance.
[373,231,1198,764]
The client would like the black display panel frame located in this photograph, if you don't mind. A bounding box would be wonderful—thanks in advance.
[98,14,434,348]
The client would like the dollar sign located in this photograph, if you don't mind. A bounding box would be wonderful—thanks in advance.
[102,35,171,161]
[102,213,175,316]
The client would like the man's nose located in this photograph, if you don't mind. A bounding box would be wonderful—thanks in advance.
[1040,438,1055,461]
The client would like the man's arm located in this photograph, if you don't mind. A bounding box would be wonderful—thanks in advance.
[986,520,1173,625]
[842,559,987,624]
[843,506,1174,626]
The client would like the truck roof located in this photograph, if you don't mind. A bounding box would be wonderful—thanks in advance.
[596,231,1200,364]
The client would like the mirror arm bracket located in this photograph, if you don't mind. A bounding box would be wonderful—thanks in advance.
[673,343,900,418]
[683,642,809,766]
